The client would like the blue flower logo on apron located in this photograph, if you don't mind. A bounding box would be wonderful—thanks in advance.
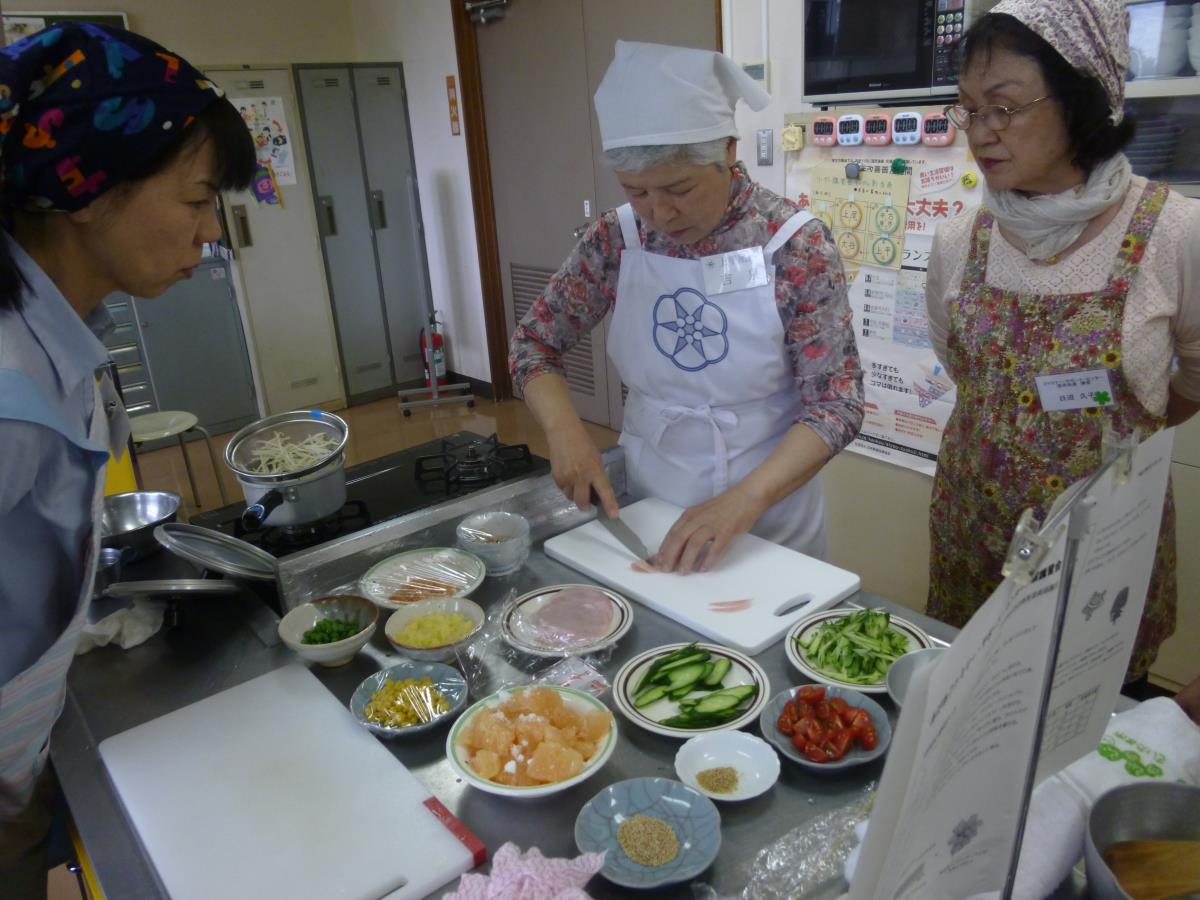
[652,288,730,372]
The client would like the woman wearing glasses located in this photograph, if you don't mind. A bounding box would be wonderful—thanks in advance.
[925,0,1200,686]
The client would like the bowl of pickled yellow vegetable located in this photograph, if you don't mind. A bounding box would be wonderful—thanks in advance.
[384,596,486,662]
[350,661,469,738]
[277,594,377,667]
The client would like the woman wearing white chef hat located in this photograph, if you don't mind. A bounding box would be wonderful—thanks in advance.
[509,41,864,573]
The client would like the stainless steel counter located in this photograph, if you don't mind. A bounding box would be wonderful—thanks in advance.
[54,466,960,899]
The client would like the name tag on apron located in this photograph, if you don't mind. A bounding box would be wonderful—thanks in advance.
[1034,369,1114,411]
[699,247,768,296]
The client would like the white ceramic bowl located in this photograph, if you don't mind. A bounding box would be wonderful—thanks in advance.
[456,511,530,575]
[384,596,485,662]
[446,685,618,798]
[277,595,378,667]
[886,647,948,707]
[674,731,780,801]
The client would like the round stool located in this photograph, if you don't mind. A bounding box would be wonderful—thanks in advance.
[129,411,228,508]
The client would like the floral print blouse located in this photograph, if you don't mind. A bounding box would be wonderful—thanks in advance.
[508,163,864,453]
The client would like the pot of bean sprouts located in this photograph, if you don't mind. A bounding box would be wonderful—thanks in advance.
[223,410,349,530]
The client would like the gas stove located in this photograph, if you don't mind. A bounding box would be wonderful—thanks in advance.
[190,431,549,557]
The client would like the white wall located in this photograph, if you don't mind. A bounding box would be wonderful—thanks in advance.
[350,0,490,384]
[10,0,357,63]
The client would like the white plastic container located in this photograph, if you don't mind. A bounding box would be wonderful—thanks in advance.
[456,511,530,575]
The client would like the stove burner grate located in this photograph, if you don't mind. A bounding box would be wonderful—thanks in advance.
[235,500,371,555]
[414,433,533,487]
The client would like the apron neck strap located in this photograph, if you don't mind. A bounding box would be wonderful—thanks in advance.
[616,203,641,249]
[763,211,815,262]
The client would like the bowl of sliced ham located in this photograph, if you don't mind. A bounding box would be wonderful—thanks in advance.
[500,585,634,657]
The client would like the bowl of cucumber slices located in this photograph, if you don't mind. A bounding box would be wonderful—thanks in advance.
[612,642,770,738]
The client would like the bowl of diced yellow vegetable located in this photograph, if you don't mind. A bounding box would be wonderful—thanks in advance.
[277,594,377,667]
[384,596,486,662]
[350,661,469,738]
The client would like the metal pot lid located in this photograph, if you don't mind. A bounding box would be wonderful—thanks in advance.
[105,579,242,599]
[224,410,349,483]
[154,523,278,581]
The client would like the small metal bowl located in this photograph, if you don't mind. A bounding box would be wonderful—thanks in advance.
[1084,782,1200,899]
[101,491,181,560]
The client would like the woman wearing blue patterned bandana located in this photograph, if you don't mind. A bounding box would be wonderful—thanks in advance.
[0,23,254,896]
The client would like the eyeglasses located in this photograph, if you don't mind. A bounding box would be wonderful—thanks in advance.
[944,96,1049,131]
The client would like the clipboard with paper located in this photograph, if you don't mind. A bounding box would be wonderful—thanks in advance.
[848,426,1175,900]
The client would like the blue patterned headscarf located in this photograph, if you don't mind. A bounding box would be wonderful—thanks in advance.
[0,23,224,212]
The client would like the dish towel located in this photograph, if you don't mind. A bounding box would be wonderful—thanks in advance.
[842,698,1200,898]
[76,599,165,654]
[444,842,606,900]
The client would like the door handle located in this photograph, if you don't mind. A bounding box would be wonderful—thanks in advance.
[572,223,591,239]
[369,189,388,230]
[318,195,338,237]
[405,176,423,236]
[231,204,252,248]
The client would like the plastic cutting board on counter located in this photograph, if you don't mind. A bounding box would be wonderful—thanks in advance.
[98,664,484,900]
[544,497,861,655]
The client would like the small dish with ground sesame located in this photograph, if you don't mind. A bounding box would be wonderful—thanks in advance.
[673,730,780,801]
[574,776,721,889]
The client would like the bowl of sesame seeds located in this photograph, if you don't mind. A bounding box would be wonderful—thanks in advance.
[574,777,721,889]
[674,730,780,801]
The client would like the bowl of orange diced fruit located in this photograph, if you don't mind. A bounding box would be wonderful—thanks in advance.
[446,684,617,798]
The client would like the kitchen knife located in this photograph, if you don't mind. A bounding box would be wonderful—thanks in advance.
[590,489,652,561]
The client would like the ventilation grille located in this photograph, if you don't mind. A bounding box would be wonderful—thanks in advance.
[376,75,392,86]
[511,263,595,397]
[320,77,340,88]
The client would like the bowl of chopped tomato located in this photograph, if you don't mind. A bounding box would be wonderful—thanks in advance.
[758,684,891,770]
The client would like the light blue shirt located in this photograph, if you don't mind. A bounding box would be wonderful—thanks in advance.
[0,234,112,683]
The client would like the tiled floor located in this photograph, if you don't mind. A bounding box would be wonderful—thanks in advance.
[49,396,616,900]
[136,395,619,520]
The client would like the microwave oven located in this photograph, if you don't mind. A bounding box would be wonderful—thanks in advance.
[803,0,999,105]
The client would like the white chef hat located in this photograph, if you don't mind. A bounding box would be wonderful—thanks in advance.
[593,41,771,150]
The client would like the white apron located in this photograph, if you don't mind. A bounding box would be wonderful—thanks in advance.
[0,369,123,820]
[606,204,827,558]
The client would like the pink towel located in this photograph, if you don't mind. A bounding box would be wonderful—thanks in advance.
[444,842,606,900]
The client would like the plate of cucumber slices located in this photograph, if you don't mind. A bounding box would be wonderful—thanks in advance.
[612,642,770,738]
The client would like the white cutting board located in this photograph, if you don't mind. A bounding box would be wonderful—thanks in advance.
[99,665,482,900]
[544,497,860,655]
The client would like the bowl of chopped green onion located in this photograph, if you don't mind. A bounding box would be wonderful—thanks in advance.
[278,594,378,667]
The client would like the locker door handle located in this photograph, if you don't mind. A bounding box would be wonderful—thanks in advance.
[369,189,388,230]
[318,195,338,237]
[406,176,423,235]
[232,204,252,248]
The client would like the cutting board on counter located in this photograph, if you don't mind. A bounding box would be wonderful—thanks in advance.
[544,497,860,655]
[98,665,483,900]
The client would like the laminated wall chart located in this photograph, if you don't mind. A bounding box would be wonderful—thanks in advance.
[785,111,978,475]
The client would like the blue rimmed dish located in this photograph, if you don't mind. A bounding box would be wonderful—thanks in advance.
[758,685,892,771]
[575,777,720,889]
[349,661,468,738]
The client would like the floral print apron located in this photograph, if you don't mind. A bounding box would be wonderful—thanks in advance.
[928,181,1176,679]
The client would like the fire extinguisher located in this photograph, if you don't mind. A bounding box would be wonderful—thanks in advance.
[419,312,448,387]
